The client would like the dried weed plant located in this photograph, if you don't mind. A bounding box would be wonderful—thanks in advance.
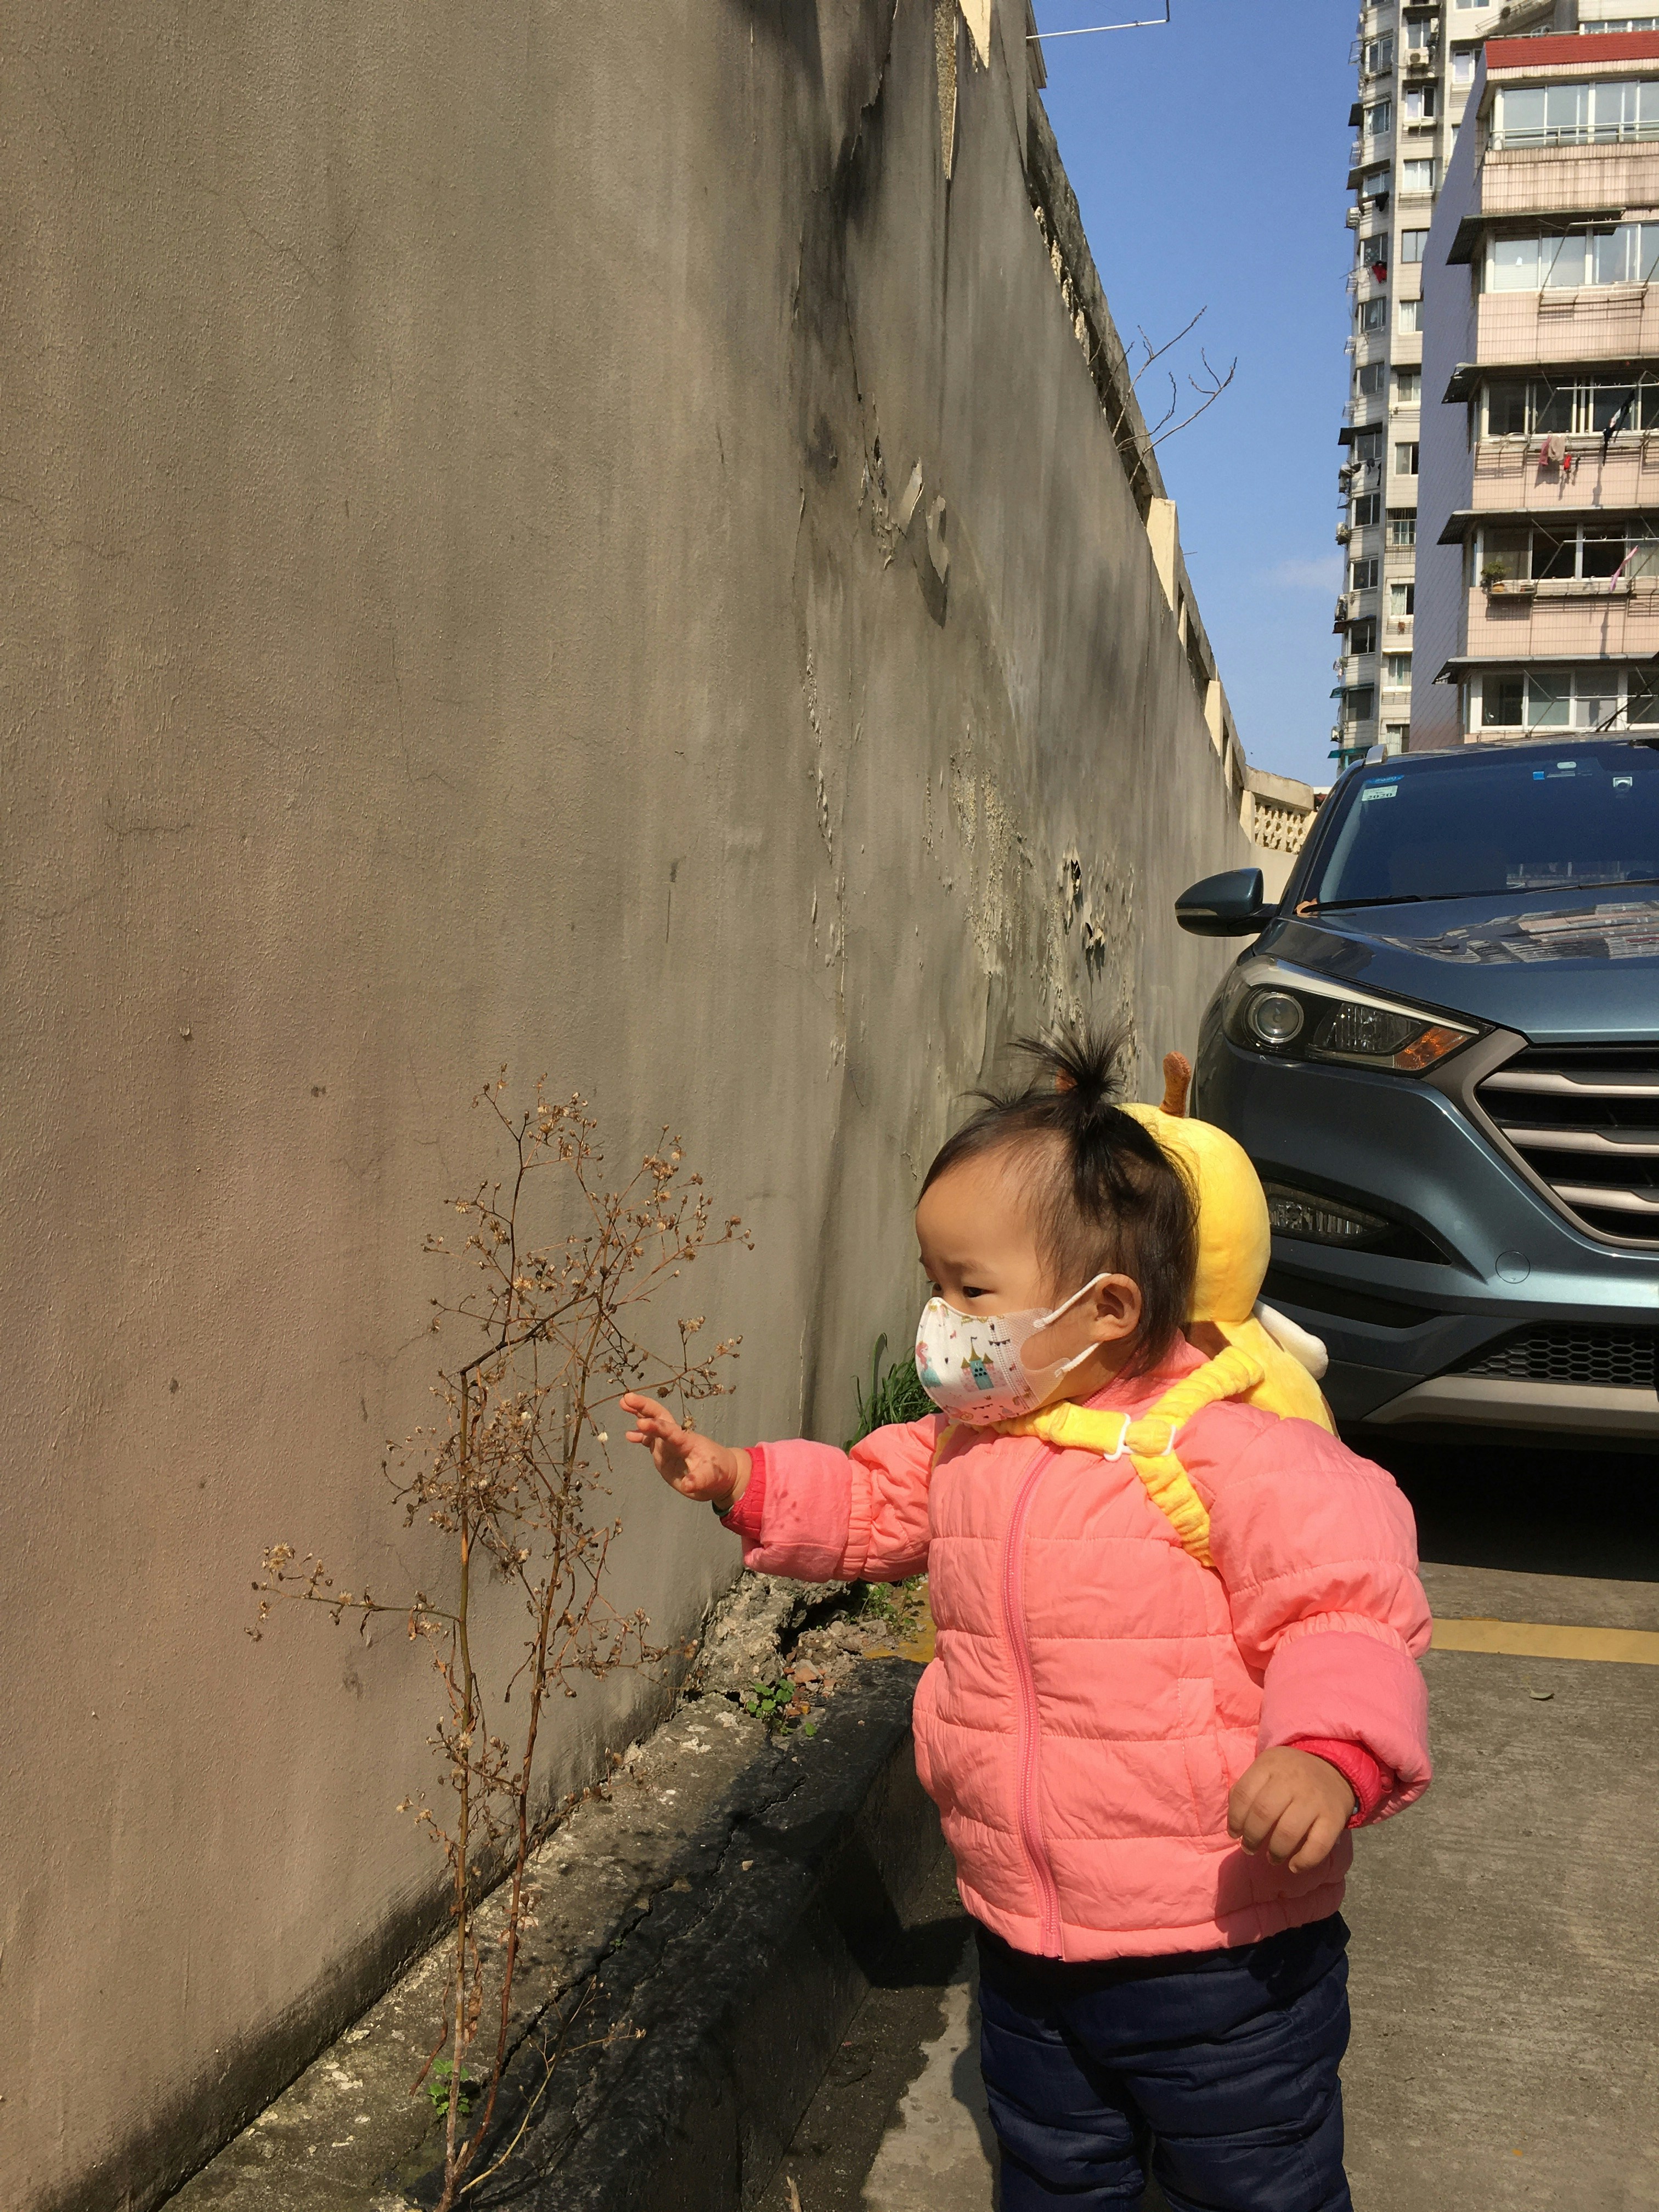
[253,1076,749,2208]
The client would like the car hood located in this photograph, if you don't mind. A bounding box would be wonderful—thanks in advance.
[1259,889,1659,1045]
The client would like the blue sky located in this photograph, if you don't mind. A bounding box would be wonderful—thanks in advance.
[1031,0,1355,786]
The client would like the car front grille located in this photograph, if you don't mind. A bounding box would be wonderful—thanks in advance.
[1460,1324,1657,1390]
[1475,1043,1659,1246]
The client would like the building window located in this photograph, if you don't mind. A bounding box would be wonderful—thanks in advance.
[1362,167,1392,205]
[1389,511,1417,546]
[1492,80,1659,150]
[1452,49,1476,86]
[1398,298,1421,332]
[1360,297,1388,332]
[1364,35,1394,73]
[1485,222,1659,292]
[1360,232,1390,275]
[1352,557,1380,590]
[1354,493,1383,526]
[1395,367,1421,404]
[1390,582,1415,615]
[1384,653,1413,688]
[1400,229,1429,264]
[1356,360,1386,397]
[1401,158,1437,195]
[1403,84,1437,125]
[1582,18,1659,31]
[1476,666,1659,732]
[1383,723,1409,754]
[1476,519,1659,583]
[1480,373,1657,438]
[1352,427,1385,465]
[1345,686,1376,724]
[1351,617,1379,654]
[1395,441,1420,475]
[1367,100,1393,139]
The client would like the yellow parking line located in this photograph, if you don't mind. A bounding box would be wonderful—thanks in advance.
[1431,1617,1659,1666]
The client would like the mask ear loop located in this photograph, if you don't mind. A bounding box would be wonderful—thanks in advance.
[1037,1271,1111,1331]
[1028,1272,1114,1393]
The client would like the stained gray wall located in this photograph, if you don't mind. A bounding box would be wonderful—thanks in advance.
[0,5,1246,2207]
[1412,63,1484,754]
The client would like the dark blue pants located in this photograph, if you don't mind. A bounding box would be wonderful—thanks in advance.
[976,1914,1353,2212]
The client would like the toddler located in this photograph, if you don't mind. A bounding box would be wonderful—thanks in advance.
[625,1030,1431,2212]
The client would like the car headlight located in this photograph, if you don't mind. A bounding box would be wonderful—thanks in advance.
[1220,961,1478,1074]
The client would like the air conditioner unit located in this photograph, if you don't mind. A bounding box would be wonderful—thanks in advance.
[1336,523,1353,543]
[1346,207,1362,228]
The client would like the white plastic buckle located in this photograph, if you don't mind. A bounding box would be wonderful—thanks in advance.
[1104,1416,1182,1462]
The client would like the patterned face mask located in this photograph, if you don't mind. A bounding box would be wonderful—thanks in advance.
[912,1274,1109,1426]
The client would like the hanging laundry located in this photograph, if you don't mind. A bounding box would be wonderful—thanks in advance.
[1370,261,1388,283]
[1539,434,1559,469]
[1602,390,1635,454]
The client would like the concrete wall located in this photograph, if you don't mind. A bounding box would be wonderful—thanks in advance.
[0,6,1246,2207]
[1413,75,1486,751]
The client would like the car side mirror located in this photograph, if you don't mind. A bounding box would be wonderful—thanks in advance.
[1175,867,1276,938]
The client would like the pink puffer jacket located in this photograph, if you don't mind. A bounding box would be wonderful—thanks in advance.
[729,1339,1432,1962]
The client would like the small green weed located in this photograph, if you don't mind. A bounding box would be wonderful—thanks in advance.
[846,1333,934,1449]
[741,1677,818,1737]
[857,1575,929,1644]
[424,2059,476,2119]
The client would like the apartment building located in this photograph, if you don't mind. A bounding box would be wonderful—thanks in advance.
[1412,24,1659,747]
[1333,0,1577,766]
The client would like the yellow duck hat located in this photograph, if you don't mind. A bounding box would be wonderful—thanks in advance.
[1121,1053,1335,1435]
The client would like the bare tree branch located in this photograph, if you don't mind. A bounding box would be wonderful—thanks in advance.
[1131,306,1206,386]
[1149,348,1238,449]
[1143,369,1179,438]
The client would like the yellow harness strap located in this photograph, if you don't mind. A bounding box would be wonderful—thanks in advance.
[989,1344,1266,1569]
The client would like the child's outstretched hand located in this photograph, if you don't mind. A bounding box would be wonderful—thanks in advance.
[622,1393,751,1511]
[1227,1748,1356,1874]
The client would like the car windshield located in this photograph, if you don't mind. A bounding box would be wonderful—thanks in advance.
[1308,742,1659,908]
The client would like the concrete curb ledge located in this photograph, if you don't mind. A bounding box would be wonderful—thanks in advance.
[411,1660,943,2212]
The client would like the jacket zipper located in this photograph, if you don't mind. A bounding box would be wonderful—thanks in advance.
[1001,1444,1063,1957]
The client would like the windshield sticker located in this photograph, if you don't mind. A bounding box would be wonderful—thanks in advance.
[1376,900,1659,964]
[1360,784,1399,802]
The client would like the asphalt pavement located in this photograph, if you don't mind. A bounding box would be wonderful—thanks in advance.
[757,1436,1659,2212]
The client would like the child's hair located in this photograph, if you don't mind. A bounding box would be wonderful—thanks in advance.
[919,1025,1197,1374]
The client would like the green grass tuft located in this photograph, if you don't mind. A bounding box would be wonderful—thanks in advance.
[846,1331,934,1449]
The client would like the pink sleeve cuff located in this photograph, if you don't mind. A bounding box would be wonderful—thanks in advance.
[719,1446,768,1541]
[1287,1735,1394,1827]
[1258,1622,1431,1818]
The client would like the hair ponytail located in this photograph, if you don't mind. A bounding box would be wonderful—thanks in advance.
[920,1023,1197,1373]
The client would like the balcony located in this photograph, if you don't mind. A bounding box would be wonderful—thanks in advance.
[1476,286,1659,370]
[1453,142,1659,250]
[1464,579,1659,658]
[1463,436,1659,517]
